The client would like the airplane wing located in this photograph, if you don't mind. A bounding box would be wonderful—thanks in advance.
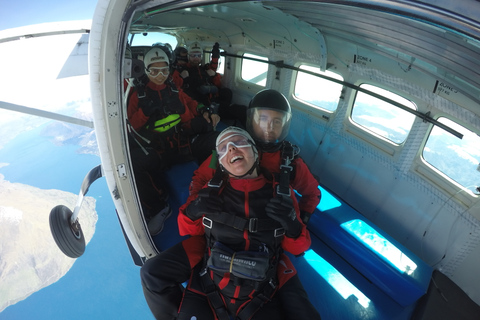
[0,20,92,127]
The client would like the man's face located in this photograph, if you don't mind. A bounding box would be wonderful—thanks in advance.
[252,109,285,143]
[188,52,203,66]
[217,133,256,177]
[146,61,169,85]
[177,53,188,66]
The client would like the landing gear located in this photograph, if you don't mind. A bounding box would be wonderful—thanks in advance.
[49,205,86,258]
[49,165,103,258]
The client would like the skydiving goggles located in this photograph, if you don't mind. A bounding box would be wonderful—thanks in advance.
[145,66,170,77]
[189,53,202,58]
[216,134,253,161]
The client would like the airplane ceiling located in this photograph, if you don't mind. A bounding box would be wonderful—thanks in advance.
[129,0,480,102]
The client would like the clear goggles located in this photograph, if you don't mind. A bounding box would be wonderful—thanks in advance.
[146,66,170,77]
[216,134,253,161]
[189,53,202,58]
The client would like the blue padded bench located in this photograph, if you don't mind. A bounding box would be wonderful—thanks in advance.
[307,185,433,307]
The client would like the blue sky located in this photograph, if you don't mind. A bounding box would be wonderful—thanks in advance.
[0,1,155,319]
[0,0,98,30]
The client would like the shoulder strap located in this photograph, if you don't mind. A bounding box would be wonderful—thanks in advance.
[276,141,300,197]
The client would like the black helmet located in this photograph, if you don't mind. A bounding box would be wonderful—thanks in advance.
[246,89,292,152]
[174,46,188,65]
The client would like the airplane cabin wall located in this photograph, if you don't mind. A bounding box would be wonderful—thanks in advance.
[137,1,480,304]
[287,58,480,305]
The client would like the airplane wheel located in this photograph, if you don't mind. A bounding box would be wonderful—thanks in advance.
[49,205,86,258]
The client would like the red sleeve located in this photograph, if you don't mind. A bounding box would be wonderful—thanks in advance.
[208,57,219,72]
[178,155,216,236]
[188,154,216,202]
[280,192,311,255]
[127,90,149,130]
[177,89,199,127]
[292,157,321,214]
[172,70,184,88]
[178,203,205,236]
[211,73,223,88]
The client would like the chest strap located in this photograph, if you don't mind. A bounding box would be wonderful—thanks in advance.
[202,215,284,237]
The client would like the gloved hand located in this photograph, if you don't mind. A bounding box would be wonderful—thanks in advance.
[212,42,220,59]
[186,189,224,221]
[265,196,302,238]
[301,211,312,225]
[190,116,211,134]
[139,98,160,116]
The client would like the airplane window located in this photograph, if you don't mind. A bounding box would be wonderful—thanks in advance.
[294,65,343,112]
[241,53,268,86]
[341,219,417,275]
[209,49,225,75]
[423,117,480,194]
[129,33,177,48]
[351,84,416,144]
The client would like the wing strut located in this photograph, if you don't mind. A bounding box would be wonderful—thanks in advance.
[0,101,94,128]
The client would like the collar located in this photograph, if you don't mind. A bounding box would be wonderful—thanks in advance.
[228,175,267,192]
[146,81,167,91]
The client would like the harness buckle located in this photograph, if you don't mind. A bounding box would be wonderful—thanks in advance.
[208,178,223,188]
[276,184,291,197]
[274,228,285,237]
[203,216,213,229]
[249,218,258,233]
[279,164,293,172]
[269,278,277,289]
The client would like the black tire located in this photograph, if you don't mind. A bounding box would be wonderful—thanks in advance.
[49,205,86,258]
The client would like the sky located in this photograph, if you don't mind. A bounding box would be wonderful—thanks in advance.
[0,1,155,319]
[0,0,98,30]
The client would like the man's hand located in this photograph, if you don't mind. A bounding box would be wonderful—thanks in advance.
[265,196,302,238]
[202,112,221,128]
[212,42,220,59]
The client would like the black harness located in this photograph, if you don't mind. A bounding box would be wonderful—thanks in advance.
[194,141,300,319]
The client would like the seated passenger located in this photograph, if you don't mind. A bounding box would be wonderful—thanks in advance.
[127,44,220,235]
[189,89,321,226]
[171,45,188,88]
[141,127,321,320]
[180,42,233,122]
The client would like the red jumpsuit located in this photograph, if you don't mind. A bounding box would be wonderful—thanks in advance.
[141,175,321,319]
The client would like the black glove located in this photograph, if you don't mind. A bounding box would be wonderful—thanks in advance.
[301,211,312,225]
[139,97,160,117]
[212,42,220,59]
[190,116,212,134]
[186,189,224,221]
[265,196,302,238]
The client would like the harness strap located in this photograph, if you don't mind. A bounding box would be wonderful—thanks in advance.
[208,163,225,188]
[236,279,277,320]
[203,215,284,236]
[199,268,231,320]
[276,141,299,197]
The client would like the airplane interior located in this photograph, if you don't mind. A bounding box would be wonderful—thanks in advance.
[107,1,480,318]
[3,0,479,319]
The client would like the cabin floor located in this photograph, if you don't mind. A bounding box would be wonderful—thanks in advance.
[150,156,480,320]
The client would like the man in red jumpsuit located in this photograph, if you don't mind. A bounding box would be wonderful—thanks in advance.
[127,45,220,235]
[188,89,321,225]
